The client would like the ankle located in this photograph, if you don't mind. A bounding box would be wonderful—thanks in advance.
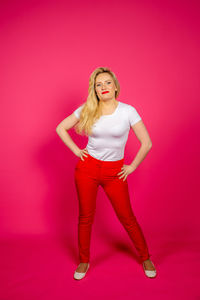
[143,259,150,263]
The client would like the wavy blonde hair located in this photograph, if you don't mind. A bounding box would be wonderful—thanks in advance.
[74,67,120,136]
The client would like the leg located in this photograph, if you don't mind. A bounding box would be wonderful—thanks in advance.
[102,177,151,262]
[74,167,99,263]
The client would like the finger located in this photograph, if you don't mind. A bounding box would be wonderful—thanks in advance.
[123,175,127,181]
[81,153,88,160]
[117,171,124,175]
[119,174,124,179]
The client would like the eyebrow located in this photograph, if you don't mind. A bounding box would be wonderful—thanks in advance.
[95,80,112,84]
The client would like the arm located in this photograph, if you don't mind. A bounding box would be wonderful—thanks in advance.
[129,120,152,171]
[56,113,81,156]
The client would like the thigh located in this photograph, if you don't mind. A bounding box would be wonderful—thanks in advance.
[74,161,99,215]
[102,175,135,221]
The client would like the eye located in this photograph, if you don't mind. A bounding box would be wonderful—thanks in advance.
[107,81,111,84]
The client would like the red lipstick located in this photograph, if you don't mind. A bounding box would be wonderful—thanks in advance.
[102,91,109,94]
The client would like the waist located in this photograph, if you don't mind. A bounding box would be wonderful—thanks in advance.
[84,153,124,167]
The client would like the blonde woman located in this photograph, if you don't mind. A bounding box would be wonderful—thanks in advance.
[56,67,157,280]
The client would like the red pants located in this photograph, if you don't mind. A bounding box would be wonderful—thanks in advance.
[74,153,151,263]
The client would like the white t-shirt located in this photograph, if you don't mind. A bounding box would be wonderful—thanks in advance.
[73,101,142,161]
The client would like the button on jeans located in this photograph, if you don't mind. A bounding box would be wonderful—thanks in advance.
[74,153,151,263]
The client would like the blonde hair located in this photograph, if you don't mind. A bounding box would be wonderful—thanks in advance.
[74,67,120,136]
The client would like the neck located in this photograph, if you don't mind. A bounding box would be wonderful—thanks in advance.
[99,99,118,108]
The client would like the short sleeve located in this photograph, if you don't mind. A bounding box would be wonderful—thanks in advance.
[128,105,142,126]
[73,104,84,119]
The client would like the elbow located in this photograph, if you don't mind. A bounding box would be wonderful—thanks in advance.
[56,125,62,134]
[147,142,152,150]
[142,142,152,150]
[148,142,152,149]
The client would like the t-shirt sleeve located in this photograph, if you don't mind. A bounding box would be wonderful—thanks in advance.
[128,105,142,126]
[73,104,84,119]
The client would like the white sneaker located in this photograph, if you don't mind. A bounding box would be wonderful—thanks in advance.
[143,261,157,278]
[74,263,90,280]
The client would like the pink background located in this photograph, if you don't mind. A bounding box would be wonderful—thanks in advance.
[1,0,199,299]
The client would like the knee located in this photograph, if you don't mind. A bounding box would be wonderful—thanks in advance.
[118,214,137,226]
[79,211,96,225]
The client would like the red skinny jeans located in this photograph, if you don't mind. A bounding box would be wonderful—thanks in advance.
[74,153,151,263]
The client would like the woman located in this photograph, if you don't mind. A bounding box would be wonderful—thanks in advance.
[56,67,157,280]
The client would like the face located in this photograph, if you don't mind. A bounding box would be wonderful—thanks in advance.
[95,72,117,101]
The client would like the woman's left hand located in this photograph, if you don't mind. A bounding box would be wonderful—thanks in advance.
[117,164,135,181]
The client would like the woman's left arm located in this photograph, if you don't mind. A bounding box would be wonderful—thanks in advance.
[129,120,152,171]
[118,120,152,181]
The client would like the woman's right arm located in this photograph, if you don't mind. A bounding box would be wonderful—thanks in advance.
[56,112,88,159]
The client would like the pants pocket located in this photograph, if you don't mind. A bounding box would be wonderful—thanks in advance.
[75,156,88,170]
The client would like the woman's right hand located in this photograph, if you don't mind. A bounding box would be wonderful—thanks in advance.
[76,148,89,161]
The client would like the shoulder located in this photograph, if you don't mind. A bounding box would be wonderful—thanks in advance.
[119,101,138,112]
[75,103,85,110]
[119,101,142,126]
[73,103,85,118]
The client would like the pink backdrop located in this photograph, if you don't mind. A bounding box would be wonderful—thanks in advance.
[1,0,199,299]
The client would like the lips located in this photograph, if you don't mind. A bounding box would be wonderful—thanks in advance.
[102,91,109,94]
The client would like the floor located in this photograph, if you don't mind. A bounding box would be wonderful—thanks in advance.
[1,234,199,300]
